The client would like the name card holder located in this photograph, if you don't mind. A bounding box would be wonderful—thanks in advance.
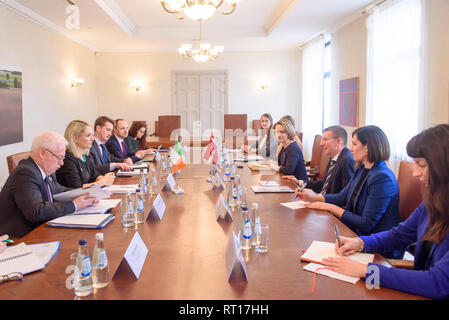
[147,194,166,221]
[226,231,248,282]
[215,193,233,221]
[162,173,184,194]
[112,231,148,280]
[212,172,225,190]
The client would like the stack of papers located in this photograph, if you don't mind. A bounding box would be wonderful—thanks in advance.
[248,163,271,171]
[74,199,122,214]
[259,181,279,187]
[53,185,110,201]
[47,214,115,229]
[280,200,309,210]
[0,241,60,275]
[103,184,139,194]
[117,169,148,177]
[251,186,294,193]
[131,163,149,170]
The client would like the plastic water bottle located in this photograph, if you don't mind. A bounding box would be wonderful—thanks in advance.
[228,177,238,207]
[135,191,145,224]
[240,206,252,250]
[149,168,158,195]
[74,239,93,297]
[92,233,109,289]
[251,203,259,246]
[122,192,135,227]
[223,163,231,182]
[142,173,148,196]
[254,215,262,248]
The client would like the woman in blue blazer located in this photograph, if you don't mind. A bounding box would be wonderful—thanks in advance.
[296,125,400,258]
[318,124,449,299]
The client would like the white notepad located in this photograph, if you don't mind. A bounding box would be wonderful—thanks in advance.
[117,169,148,177]
[303,263,360,284]
[74,199,121,214]
[0,243,45,275]
[281,200,309,210]
[103,184,138,194]
[28,241,60,266]
[251,186,294,193]
[301,241,375,265]
[47,214,115,229]
[53,185,111,201]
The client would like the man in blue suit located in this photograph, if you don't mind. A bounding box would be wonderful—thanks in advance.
[308,125,355,194]
[105,119,144,164]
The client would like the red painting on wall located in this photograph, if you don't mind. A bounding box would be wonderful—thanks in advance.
[339,77,359,127]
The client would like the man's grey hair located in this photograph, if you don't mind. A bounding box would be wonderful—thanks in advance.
[31,131,68,154]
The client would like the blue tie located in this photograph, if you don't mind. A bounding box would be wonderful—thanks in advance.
[100,144,109,164]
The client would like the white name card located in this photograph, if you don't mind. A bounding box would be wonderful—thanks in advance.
[225,231,248,282]
[215,193,232,221]
[112,231,148,280]
[167,173,176,190]
[147,194,166,221]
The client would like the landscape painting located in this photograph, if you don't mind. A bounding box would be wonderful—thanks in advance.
[0,66,23,146]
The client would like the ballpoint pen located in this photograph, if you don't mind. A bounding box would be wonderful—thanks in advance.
[2,239,14,243]
[334,224,342,249]
[295,181,307,200]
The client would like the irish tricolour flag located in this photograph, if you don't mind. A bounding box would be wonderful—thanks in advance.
[171,138,186,174]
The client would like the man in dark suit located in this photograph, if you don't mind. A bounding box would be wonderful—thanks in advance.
[0,131,98,238]
[105,119,144,164]
[90,116,132,175]
[307,125,355,194]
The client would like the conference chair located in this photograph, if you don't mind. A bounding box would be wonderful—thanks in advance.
[306,134,323,180]
[7,151,31,174]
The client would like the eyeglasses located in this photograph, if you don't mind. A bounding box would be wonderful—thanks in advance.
[138,129,146,133]
[321,136,338,143]
[44,149,65,162]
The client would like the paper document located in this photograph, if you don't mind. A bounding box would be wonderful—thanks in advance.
[53,185,110,201]
[259,181,279,186]
[117,169,148,176]
[0,243,45,275]
[47,214,115,229]
[28,241,60,266]
[248,163,271,171]
[303,263,360,284]
[301,241,375,265]
[280,200,309,210]
[74,199,122,214]
[103,184,138,194]
[251,186,294,193]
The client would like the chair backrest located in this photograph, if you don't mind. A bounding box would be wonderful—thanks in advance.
[310,134,323,168]
[158,115,180,138]
[398,161,424,222]
[319,151,331,180]
[7,151,31,174]
[295,131,303,142]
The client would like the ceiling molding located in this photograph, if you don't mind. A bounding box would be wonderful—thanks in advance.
[94,0,137,37]
[329,6,366,34]
[264,0,301,36]
[0,0,98,51]
[135,26,266,39]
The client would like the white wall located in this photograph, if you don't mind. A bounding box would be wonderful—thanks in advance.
[95,51,301,135]
[0,6,98,186]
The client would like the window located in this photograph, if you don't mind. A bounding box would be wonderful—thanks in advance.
[366,0,421,172]
[323,40,332,128]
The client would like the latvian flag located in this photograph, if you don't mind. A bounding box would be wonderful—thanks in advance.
[203,133,218,164]
[171,138,186,174]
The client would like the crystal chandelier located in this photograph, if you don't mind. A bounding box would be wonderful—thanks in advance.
[178,22,224,62]
[157,0,241,21]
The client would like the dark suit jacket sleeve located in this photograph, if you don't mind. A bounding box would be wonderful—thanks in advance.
[278,146,300,176]
[56,155,84,188]
[12,170,75,224]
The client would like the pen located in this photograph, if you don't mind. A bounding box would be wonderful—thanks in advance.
[295,181,307,200]
[334,224,342,249]
[2,239,14,243]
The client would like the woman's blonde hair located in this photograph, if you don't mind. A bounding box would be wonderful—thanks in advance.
[64,120,92,159]
[273,118,296,141]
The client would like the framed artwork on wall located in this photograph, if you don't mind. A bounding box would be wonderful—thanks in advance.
[0,66,23,146]
[339,77,359,127]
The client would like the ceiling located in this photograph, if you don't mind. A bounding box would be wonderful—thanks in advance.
[1,0,377,52]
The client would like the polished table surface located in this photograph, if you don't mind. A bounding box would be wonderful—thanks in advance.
[0,164,425,300]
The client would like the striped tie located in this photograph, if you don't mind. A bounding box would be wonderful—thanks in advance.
[320,160,336,195]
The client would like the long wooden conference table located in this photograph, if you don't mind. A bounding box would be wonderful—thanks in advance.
[0,163,425,300]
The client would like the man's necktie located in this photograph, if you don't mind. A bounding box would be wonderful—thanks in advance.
[44,176,53,203]
[121,141,126,157]
[320,160,336,195]
[100,143,109,164]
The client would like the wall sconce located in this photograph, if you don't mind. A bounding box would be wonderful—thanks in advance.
[131,81,143,93]
[258,80,270,90]
[70,78,84,88]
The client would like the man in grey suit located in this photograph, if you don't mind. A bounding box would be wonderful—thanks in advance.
[90,116,132,175]
[0,131,98,238]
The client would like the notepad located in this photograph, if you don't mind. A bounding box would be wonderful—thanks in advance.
[131,163,149,170]
[47,214,115,229]
[303,263,360,284]
[301,241,375,265]
[251,186,294,193]
[0,243,45,275]
[103,184,138,194]
[27,241,60,266]
[53,185,111,201]
[259,181,279,186]
[281,200,309,210]
[117,169,148,177]
[74,199,122,214]
[248,163,271,171]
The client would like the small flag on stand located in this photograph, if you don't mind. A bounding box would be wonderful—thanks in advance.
[203,133,218,164]
[171,138,186,174]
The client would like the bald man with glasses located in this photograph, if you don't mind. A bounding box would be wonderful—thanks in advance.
[0,131,98,238]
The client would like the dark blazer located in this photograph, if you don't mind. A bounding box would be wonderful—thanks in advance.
[90,140,124,175]
[0,157,75,238]
[308,147,355,194]
[324,161,400,258]
[105,135,140,163]
[56,150,100,188]
[277,142,308,182]
[362,202,449,299]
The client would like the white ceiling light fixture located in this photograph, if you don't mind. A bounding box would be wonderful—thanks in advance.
[157,0,241,21]
[178,21,224,62]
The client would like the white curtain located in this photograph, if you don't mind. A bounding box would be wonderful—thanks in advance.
[301,37,324,161]
[366,0,422,173]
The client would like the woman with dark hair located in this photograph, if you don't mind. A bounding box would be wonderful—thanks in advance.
[296,125,400,258]
[315,124,449,299]
[125,121,154,155]
[242,113,278,160]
